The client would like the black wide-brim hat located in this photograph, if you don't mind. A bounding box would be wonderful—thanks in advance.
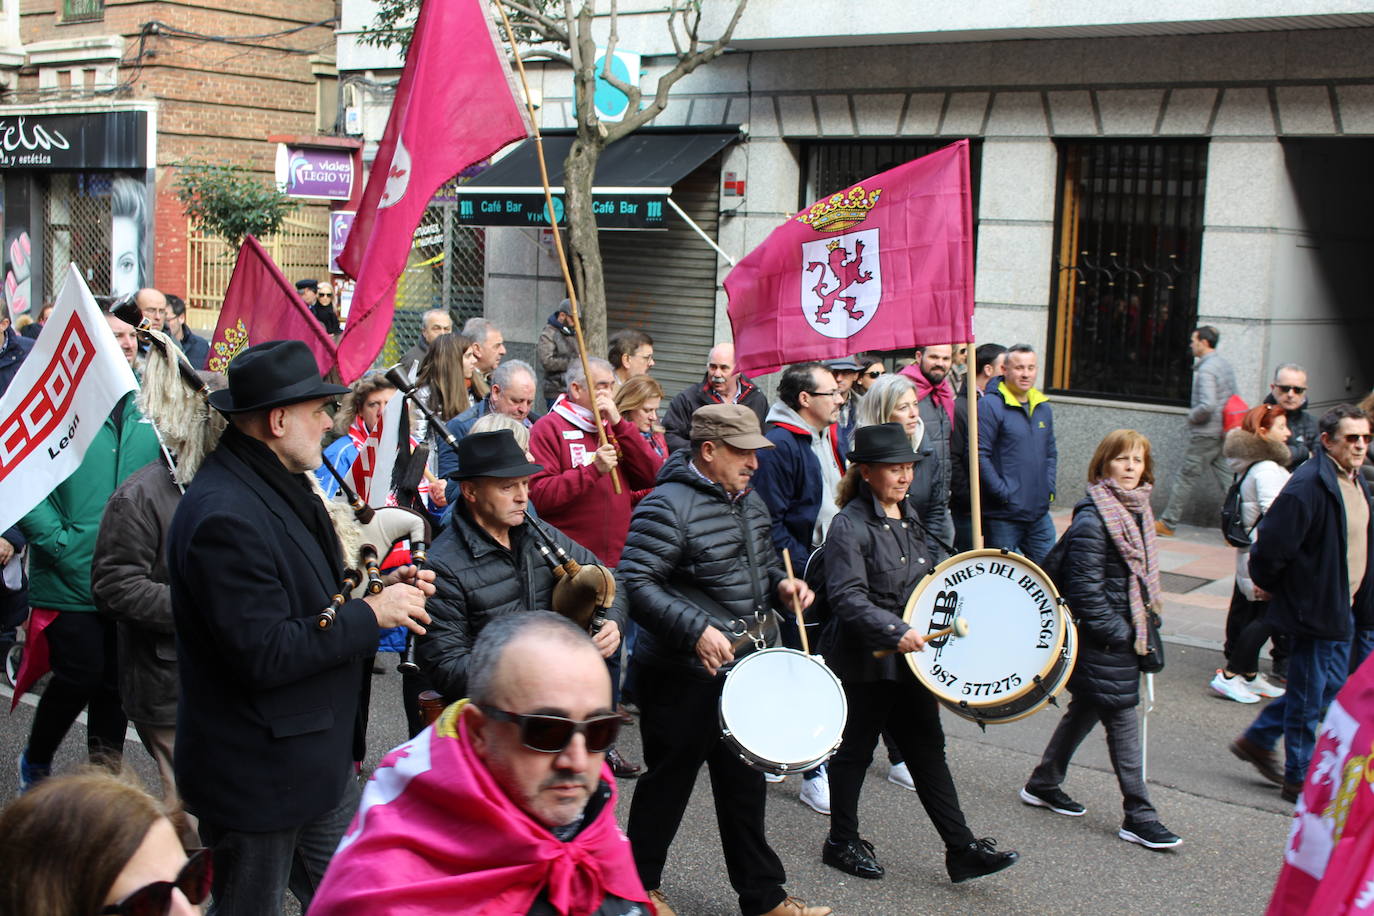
[208,339,349,414]
[454,429,544,480]
[847,422,919,464]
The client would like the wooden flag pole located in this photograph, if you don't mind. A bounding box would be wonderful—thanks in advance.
[493,2,620,493]
[965,340,983,549]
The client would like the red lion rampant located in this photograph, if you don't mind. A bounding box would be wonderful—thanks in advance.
[807,239,872,324]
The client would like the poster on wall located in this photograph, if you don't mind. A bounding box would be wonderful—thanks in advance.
[110,174,149,298]
[276,145,355,201]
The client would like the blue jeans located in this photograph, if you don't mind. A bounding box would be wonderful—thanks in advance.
[983,512,1057,567]
[1244,635,1351,785]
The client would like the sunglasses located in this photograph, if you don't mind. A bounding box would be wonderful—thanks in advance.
[1340,434,1373,444]
[101,847,213,915]
[482,706,622,753]
[863,370,885,379]
[1274,385,1306,395]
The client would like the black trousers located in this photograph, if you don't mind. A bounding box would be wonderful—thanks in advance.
[1224,584,1273,677]
[625,661,787,916]
[26,611,125,767]
[827,673,975,850]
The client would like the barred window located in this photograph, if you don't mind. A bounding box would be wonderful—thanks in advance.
[1047,140,1208,404]
[801,138,981,208]
[62,0,103,22]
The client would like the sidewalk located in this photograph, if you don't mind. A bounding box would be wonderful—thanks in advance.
[1049,509,1235,651]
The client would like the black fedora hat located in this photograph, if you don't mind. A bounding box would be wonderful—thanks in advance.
[454,430,544,480]
[208,340,349,414]
[847,422,919,464]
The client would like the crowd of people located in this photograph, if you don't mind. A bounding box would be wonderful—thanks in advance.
[1,288,1372,916]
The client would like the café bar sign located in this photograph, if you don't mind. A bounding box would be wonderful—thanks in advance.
[275,144,355,201]
[454,190,668,230]
[0,111,148,170]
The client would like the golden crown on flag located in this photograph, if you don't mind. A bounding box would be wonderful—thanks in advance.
[795,185,882,233]
[207,320,249,373]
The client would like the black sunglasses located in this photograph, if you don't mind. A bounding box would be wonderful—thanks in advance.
[1340,434,1373,444]
[863,370,885,379]
[1274,385,1306,395]
[482,707,622,753]
[101,847,213,915]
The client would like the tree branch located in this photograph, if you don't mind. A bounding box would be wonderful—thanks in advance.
[519,48,573,67]
[497,0,568,44]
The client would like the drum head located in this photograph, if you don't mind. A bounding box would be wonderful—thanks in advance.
[903,549,1068,714]
[719,649,847,772]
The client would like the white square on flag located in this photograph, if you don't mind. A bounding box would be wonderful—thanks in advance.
[799,227,882,339]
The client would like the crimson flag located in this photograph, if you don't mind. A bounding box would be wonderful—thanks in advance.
[725,139,975,377]
[334,0,532,383]
[1267,653,1374,915]
[206,236,337,375]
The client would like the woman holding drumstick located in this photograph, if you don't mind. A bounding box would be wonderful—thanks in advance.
[817,423,1019,884]
[1020,429,1182,850]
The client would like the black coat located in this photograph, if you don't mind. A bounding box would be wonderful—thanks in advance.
[1253,450,1374,640]
[0,325,32,394]
[1263,392,1319,469]
[417,506,627,701]
[619,450,784,678]
[817,489,935,683]
[1060,496,1144,709]
[168,446,379,832]
[661,373,768,455]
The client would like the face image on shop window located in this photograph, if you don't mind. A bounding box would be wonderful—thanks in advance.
[110,176,148,298]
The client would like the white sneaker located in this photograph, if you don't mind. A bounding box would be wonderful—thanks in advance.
[887,761,915,791]
[1242,672,1286,699]
[1210,670,1260,704]
[764,772,787,784]
[799,767,831,815]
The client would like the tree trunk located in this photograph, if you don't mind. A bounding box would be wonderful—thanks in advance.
[562,137,608,358]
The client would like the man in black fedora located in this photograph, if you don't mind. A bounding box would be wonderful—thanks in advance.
[168,339,435,915]
[417,429,626,704]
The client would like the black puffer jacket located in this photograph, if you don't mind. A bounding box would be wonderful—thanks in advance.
[1060,495,1144,709]
[619,450,784,678]
[817,487,935,683]
[417,507,627,700]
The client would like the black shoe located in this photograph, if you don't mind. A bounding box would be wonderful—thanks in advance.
[822,837,884,879]
[1119,819,1182,850]
[946,837,1018,883]
[1281,782,1302,803]
[1019,785,1086,816]
[606,747,642,779]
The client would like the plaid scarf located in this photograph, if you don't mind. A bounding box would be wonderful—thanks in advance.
[1086,478,1161,656]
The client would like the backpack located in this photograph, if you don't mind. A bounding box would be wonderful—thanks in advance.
[1219,464,1259,548]
[1222,394,1248,433]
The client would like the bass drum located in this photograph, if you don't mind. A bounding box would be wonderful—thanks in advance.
[902,548,1077,725]
[719,648,848,776]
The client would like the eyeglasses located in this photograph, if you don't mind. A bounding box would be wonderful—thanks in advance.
[863,370,885,379]
[101,847,213,915]
[1340,434,1373,444]
[805,390,842,399]
[482,707,622,753]
[1273,385,1306,395]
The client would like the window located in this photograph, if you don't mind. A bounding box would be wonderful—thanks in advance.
[801,138,981,210]
[61,0,103,22]
[1047,139,1209,404]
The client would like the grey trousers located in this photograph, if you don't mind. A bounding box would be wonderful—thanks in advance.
[1027,694,1158,824]
[131,721,198,849]
[1160,432,1229,528]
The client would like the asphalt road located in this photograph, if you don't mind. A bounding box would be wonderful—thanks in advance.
[1,641,1291,916]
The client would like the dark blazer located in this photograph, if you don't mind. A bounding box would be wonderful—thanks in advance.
[168,446,379,832]
[816,489,935,683]
[1253,450,1374,641]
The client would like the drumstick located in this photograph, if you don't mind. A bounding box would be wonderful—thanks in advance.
[872,617,970,659]
[781,548,809,656]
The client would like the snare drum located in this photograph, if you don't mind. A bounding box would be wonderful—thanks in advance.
[902,549,1077,725]
[719,648,848,776]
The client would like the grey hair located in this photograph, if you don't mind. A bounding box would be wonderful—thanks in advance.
[422,308,451,327]
[469,412,530,450]
[1274,362,1307,381]
[854,373,923,450]
[467,611,598,706]
[566,357,614,391]
[462,317,499,343]
[490,358,535,392]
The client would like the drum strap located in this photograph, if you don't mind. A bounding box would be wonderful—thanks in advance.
[664,581,779,651]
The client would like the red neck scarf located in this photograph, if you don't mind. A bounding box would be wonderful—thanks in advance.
[900,364,955,423]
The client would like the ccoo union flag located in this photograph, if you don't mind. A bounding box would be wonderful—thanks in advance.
[334,0,532,383]
[725,139,975,377]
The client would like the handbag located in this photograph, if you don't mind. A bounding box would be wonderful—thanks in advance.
[1138,609,1165,673]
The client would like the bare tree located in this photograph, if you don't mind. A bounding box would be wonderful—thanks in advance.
[361,0,749,353]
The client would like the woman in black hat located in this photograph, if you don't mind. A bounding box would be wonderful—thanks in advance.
[817,423,1018,885]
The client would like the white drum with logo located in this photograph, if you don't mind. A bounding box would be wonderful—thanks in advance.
[902,549,1077,724]
[719,648,848,775]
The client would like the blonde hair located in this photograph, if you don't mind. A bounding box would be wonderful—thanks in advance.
[334,372,395,437]
[469,412,530,451]
[614,375,665,433]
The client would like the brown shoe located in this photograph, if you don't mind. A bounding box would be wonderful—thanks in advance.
[1230,735,1284,786]
[1281,782,1303,803]
[760,897,832,916]
[607,747,642,779]
[648,889,676,916]
[1155,520,1175,537]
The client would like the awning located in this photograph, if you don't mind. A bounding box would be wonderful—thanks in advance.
[454,128,739,230]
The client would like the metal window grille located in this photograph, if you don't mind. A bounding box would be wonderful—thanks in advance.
[1047,139,1209,404]
[46,172,111,298]
[801,138,982,212]
[62,0,104,22]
